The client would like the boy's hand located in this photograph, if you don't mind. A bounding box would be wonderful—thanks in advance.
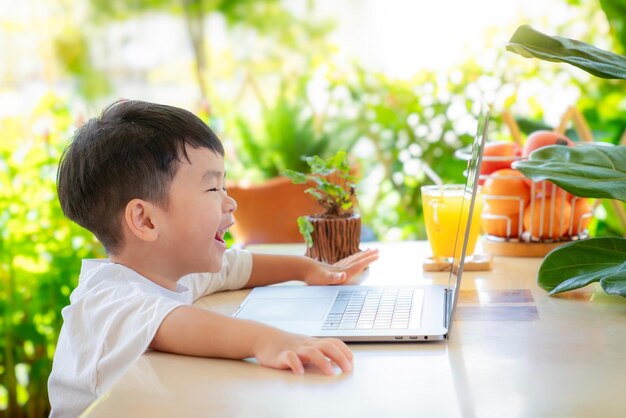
[253,328,353,376]
[303,248,379,286]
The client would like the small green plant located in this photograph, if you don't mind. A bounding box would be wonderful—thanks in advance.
[283,150,356,246]
[283,150,356,216]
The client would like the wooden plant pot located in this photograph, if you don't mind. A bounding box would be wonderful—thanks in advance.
[226,176,323,245]
[305,214,361,264]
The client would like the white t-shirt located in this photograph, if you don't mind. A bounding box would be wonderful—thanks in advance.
[48,248,252,418]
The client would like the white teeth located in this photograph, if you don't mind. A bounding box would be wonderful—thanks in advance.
[219,224,232,236]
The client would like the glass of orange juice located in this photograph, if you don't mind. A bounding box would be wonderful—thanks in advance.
[421,184,483,259]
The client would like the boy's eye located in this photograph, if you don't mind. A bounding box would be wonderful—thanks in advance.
[206,187,227,192]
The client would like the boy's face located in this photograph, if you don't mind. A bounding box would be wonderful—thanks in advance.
[157,145,236,275]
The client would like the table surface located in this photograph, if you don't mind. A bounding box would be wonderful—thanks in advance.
[83,241,626,418]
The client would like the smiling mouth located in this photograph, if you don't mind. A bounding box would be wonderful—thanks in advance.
[215,223,233,244]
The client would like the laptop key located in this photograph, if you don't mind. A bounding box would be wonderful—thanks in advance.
[330,301,349,314]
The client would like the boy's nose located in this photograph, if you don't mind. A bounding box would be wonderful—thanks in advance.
[225,195,237,213]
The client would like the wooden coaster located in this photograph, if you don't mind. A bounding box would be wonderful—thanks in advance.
[482,239,565,257]
[422,253,493,272]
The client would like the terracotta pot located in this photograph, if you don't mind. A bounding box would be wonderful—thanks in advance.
[227,176,323,245]
[305,213,361,264]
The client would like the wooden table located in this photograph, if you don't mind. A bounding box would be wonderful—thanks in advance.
[83,241,626,418]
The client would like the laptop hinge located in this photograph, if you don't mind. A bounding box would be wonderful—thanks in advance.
[444,288,453,329]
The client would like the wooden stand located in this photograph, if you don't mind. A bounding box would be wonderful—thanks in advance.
[482,238,566,257]
[423,253,493,272]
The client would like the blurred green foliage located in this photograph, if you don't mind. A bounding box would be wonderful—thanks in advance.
[85,0,334,101]
[229,75,361,180]
[329,66,474,239]
[600,0,626,54]
[53,27,111,100]
[0,95,105,416]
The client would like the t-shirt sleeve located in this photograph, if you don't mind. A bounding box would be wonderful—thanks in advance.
[181,248,253,301]
[85,285,185,395]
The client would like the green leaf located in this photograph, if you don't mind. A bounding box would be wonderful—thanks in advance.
[297,216,314,248]
[506,25,626,79]
[537,237,626,297]
[282,169,307,184]
[304,188,323,201]
[600,265,626,295]
[512,144,626,200]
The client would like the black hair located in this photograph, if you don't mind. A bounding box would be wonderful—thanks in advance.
[57,99,224,254]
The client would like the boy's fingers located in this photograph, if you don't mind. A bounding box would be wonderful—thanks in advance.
[335,249,379,269]
[343,252,379,277]
[330,271,347,283]
[344,248,376,262]
[319,341,353,373]
[329,338,353,362]
[350,252,379,270]
[301,348,335,376]
[355,248,379,261]
[283,351,304,375]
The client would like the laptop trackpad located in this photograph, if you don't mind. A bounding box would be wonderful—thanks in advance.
[238,298,332,322]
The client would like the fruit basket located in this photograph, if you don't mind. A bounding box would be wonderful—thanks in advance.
[455,107,595,257]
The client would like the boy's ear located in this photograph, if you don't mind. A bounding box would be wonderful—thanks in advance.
[124,199,159,242]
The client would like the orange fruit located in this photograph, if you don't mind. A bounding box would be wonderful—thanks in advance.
[482,169,531,216]
[522,131,575,197]
[528,180,565,198]
[522,130,575,157]
[523,195,571,240]
[569,198,593,236]
[482,204,521,238]
[481,141,523,176]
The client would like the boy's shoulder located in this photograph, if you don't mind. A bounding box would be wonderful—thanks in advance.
[70,259,191,305]
[62,260,191,333]
[74,259,143,294]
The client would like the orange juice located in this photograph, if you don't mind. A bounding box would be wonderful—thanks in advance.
[421,185,483,259]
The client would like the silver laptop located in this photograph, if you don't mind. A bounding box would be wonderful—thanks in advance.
[234,107,489,342]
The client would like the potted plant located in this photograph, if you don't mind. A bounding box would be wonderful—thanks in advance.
[508,25,626,297]
[283,150,362,264]
[225,76,360,245]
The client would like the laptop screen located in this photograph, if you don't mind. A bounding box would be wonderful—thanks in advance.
[445,104,489,328]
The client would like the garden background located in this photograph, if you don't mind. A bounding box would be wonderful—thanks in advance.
[1,0,625,416]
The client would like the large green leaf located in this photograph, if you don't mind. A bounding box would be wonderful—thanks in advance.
[506,25,626,79]
[538,238,626,297]
[512,144,626,200]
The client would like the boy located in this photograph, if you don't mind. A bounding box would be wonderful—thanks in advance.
[48,100,378,417]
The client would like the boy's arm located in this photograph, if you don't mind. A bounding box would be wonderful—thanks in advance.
[245,248,379,288]
[150,305,352,375]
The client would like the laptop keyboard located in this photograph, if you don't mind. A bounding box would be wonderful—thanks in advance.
[322,288,415,330]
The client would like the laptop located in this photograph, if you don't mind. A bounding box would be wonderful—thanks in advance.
[234,107,489,342]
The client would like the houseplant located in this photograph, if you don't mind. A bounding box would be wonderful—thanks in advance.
[508,25,626,297]
[226,76,360,245]
[283,150,361,264]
